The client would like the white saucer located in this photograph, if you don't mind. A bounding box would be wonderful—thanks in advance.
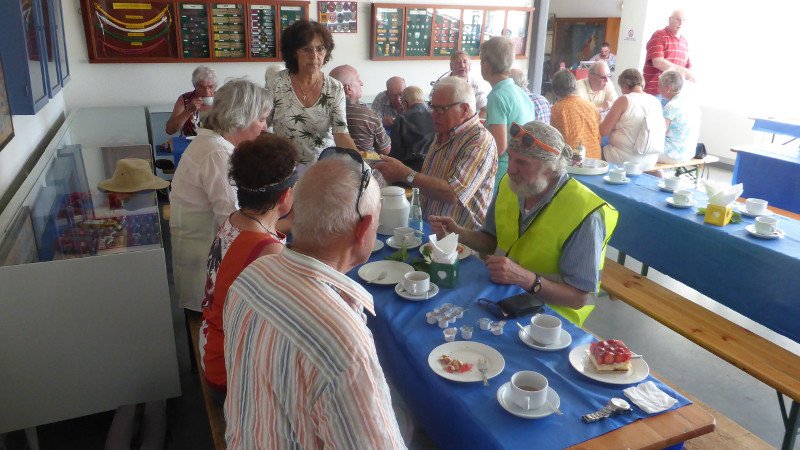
[496,383,560,419]
[518,325,572,351]
[394,282,439,301]
[745,224,784,240]
[386,236,422,249]
[737,204,773,218]
[603,176,630,185]
[658,182,682,193]
[666,197,698,208]
[372,239,385,252]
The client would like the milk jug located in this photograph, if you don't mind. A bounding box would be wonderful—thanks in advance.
[379,186,410,232]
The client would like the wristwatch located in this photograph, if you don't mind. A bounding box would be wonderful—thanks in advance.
[406,170,417,185]
[581,398,633,423]
[528,273,542,294]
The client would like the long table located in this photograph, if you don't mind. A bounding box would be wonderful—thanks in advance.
[731,144,800,214]
[575,173,800,343]
[351,239,713,449]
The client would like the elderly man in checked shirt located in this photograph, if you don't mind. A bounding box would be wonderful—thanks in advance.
[374,76,497,231]
[224,154,407,449]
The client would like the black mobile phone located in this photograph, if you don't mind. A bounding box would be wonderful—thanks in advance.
[477,293,544,319]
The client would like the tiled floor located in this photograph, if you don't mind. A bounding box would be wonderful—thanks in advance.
[3,164,798,449]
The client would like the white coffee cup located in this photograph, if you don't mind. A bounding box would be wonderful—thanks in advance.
[755,216,778,235]
[745,198,769,216]
[623,161,640,174]
[202,96,214,106]
[510,371,548,411]
[530,314,562,346]
[673,189,693,206]
[663,175,681,190]
[403,271,430,295]
[393,227,416,245]
[609,167,626,182]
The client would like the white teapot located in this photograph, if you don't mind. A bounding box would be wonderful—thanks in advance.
[379,186,410,233]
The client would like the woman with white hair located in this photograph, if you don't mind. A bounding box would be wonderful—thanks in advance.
[166,66,218,136]
[658,70,701,163]
[170,77,270,312]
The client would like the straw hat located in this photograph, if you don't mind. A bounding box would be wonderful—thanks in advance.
[97,158,170,192]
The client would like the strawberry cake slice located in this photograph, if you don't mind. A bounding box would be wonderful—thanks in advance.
[589,339,632,372]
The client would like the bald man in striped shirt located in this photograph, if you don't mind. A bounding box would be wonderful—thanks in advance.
[224,155,406,449]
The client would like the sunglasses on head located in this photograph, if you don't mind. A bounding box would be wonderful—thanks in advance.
[318,147,370,220]
[509,122,559,156]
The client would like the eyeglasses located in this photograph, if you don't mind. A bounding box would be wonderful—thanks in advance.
[509,122,559,155]
[299,45,327,55]
[427,101,460,114]
[591,72,612,81]
[318,147,370,220]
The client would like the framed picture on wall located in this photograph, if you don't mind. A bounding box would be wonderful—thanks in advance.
[318,1,357,33]
[0,55,14,151]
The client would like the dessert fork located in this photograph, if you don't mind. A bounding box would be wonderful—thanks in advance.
[368,271,387,284]
[477,358,489,386]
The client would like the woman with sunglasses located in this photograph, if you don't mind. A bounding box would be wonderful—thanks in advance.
[267,20,357,165]
[199,134,299,403]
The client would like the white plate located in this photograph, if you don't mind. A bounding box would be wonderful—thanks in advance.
[657,181,683,193]
[568,344,649,385]
[428,341,505,383]
[603,176,630,185]
[419,242,471,260]
[386,236,422,249]
[394,282,439,301]
[357,260,414,285]
[518,325,572,351]
[666,197,698,208]
[745,224,785,240]
[497,383,560,419]
[736,204,773,218]
[372,239,385,252]
[566,158,609,175]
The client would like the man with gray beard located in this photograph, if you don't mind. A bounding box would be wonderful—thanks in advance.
[429,121,618,327]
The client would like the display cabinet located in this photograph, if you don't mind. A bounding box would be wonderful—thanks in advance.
[0,107,180,433]
[371,3,533,61]
[81,0,308,63]
[0,0,71,115]
[146,105,179,181]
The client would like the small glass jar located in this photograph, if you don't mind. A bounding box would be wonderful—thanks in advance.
[478,317,492,330]
[490,321,505,336]
[443,327,457,342]
[460,325,473,340]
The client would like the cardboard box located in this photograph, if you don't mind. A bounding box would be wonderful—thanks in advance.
[704,203,733,226]
[428,259,459,288]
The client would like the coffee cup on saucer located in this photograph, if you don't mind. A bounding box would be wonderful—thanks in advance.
[623,161,640,174]
[745,198,769,216]
[755,216,778,235]
[510,371,548,411]
[403,271,430,295]
[202,96,214,106]
[673,189,693,206]
[530,314,562,345]
[609,167,626,182]
[663,176,681,190]
[393,226,416,245]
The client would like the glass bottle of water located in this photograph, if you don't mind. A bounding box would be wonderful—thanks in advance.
[409,188,423,233]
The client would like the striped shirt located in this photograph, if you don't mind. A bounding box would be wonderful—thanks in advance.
[370,91,401,122]
[643,28,691,95]
[550,95,602,160]
[224,248,406,450]
[421,114,497,230]
[345,103,391,154]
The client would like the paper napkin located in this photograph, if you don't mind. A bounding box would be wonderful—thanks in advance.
[427,232,458,264]
[623,381,678,414]
[702,180,744,206]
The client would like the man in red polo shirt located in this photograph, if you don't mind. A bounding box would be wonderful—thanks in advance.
[643,9,694,95]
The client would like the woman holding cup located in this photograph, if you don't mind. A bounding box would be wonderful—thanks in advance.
[166,66,218,137]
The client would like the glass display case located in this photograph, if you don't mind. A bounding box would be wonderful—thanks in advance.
[0,107,180,433]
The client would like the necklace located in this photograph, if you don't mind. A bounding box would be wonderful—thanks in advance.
[294,74,320,101]
[239,210,281,240]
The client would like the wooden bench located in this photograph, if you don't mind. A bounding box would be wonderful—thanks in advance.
[600,258,800,450]
[652,155,720,181]
[187,314,226,450]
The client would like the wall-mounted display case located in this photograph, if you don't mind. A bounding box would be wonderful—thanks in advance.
[0,107,180,433]
[80,0,308,63]
[371,3,533,61]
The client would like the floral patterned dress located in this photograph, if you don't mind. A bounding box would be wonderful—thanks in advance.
[268,69,348,164]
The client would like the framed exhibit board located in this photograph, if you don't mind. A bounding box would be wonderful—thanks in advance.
[551,17,620,71]
[371,3,533,61]
[80,0,308,62]
[318,1,357,33]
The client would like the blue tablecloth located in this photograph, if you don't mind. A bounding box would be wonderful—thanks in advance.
[349,237,690,450]
[731,145,800,213]
[575,173,800,343]
[752,118,800,140]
